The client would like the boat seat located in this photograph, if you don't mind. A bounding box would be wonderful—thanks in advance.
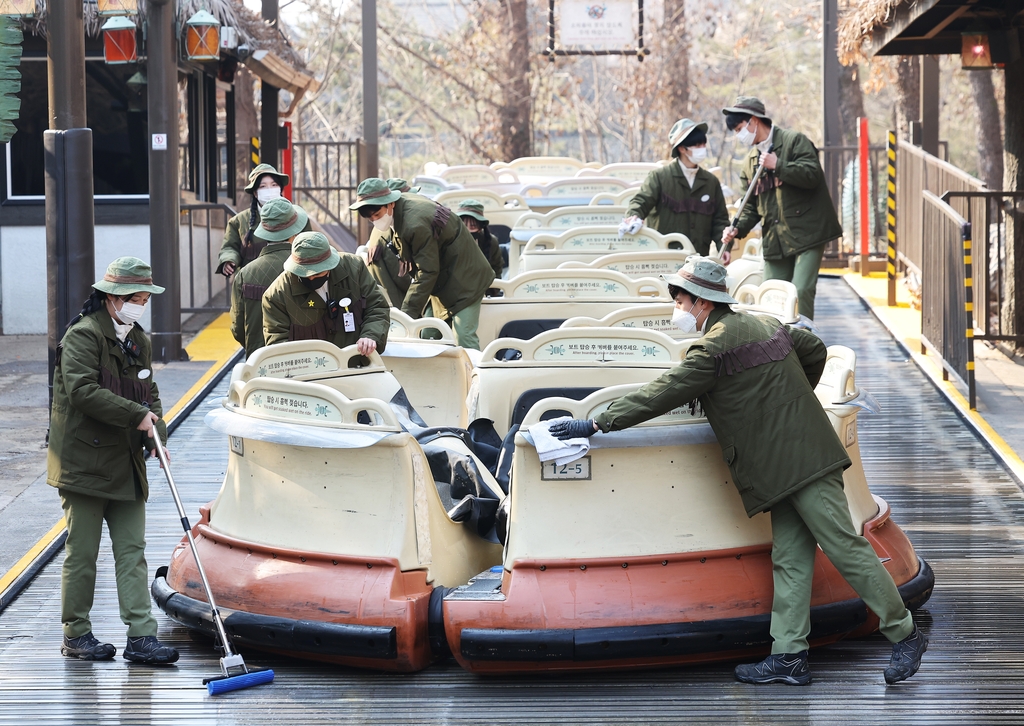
[207,377,502,587]
[507,205,627,276]
[518,226,694,274]
[420,440,501,541]
[557,250,694,279]
[383,310,474,428]
[478,269,669,348]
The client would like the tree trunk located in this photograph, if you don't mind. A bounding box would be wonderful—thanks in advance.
[894,55,920,143]
[968,70,1003,190]
[234,66,260,207]
[500,0,532,160]
[1002,57,1024,351]
[837,62,865,147]
[665,0,689,117]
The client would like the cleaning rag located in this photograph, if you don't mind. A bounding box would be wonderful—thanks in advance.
[526,416,591,466]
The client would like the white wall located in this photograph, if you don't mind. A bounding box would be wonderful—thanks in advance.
[1,224,153,334]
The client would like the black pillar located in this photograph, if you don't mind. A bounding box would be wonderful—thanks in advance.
[261,0,279,169]
[920,56,940,157]
[45,1,93,406]
[148,0,182,362]
[361,0,378,180]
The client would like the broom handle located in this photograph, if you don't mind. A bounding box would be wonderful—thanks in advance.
[726,144,775,243]
[152,434,238,659]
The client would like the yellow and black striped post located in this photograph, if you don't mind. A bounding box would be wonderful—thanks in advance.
[963,221,976,409]
[250,136,260,169]
[886,131,897,306]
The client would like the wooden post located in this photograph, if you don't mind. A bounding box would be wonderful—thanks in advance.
[858,117,870,276]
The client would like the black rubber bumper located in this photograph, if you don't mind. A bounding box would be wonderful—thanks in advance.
[460,556,935,662]
[152,570,398,660]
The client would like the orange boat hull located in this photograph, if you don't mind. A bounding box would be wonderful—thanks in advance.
[153,505,442,672]
[443,499,933,673]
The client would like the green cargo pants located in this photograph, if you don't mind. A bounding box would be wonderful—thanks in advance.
[769,468,914,654]
[423,298,483,351]
[763,243,825,320]
[59,489,157,639]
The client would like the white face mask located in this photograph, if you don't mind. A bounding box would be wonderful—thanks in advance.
[115,300,146,325]
[256,187,282,204]
[735,123,757,146]
[672,300,700,334]
[372,213,393,231]
[688,147,708,163]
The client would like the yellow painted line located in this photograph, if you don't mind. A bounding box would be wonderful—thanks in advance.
[0,518,66,594]
[0,314,241,600]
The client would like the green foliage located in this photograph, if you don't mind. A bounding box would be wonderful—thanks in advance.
[0,16,23,144]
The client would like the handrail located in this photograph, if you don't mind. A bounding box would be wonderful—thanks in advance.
[180,202,237,314]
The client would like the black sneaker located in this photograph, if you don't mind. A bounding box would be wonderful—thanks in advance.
[735,651,812,685]
[884,625,927,684]
[62,632,116,661]
[123,635,179,665]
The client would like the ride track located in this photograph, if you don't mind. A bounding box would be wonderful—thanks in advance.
[1,277,1023,725]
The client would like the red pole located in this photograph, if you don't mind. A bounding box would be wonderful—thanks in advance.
[858,116,870,276]
[282,121,294,201]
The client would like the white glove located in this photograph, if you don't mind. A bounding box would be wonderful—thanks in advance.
[618,216,643,238]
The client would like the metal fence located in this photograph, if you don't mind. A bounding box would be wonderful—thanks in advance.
[292,141,363,235]
[921,190,975,406]
[180,203,236,314]
[896,143,986,278]
[819,145,889,262]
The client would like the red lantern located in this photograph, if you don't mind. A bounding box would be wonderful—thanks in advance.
[185,10,220,61]
[101,16,137,64]
[961,32,993,70]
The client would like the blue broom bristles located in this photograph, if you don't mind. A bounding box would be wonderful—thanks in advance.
[206,668,275,696]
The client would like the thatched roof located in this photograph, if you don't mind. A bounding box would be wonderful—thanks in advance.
[20,0,304,69]
[837,0,904,64]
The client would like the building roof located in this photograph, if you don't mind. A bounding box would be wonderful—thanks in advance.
[838,0,1022,62]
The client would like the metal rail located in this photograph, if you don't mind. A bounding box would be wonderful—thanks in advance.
[180,202,236,314]
[3,280,1024,722]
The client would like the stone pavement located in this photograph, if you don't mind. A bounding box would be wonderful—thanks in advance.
[844,271,1024,482]
[0,310,239,585]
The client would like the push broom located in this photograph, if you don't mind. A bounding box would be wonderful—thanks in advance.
[715,141,775,262]
[152,435,275,695]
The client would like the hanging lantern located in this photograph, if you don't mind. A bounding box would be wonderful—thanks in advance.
[185,10,221,62]
[96,0,137,16]
[0,0,35,17]
[101,16,137,64]
[961,31,993,70]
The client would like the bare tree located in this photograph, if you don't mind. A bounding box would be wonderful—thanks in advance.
[664,0,689,117]
[838,62,866,147]
[501,0,532,159]
[967,70,1003,190]
[893,55,920,142]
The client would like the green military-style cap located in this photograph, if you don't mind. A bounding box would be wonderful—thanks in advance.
[455,199,489,224]
[721,96,770,119]
[387,177,421,194]
[243,163,290,194]
[284,232,341,278]
[668,118,709,157]
[349,177,402,210]
[662,256,737,304]
[93,256,166,296]
[255,198,309,242]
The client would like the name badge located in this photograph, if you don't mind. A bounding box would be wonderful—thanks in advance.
[138,369,151,380]
[343,312,356,332]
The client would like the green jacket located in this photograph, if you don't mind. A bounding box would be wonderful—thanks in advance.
[390,193,495,319]
[262,254,391,351]
[366,228,412,308]
[595,307,850,517]
[734,127,843,260]
[477,231,504,279]
[217,207,312,273]
[627,164,730,256]
[47,311,167,501]
[230,242,291,358]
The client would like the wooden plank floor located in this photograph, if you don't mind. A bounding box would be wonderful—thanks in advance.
[2,277,1024,725]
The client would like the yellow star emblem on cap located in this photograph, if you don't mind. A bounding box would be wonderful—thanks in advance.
[308,300,315,307]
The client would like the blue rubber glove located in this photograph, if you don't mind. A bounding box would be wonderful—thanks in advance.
[549,418,598,440]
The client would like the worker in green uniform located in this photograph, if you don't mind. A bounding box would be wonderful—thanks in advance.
[49,257,179,665]
[549,256,926,686]
[456,199,504,279]
[350,177,494,350]
[620,119,729,256]
[230,198,309,358]
[262,231,390,355]
[363,178,424,307]
[720,97,842,319]
[216,164,311,276]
